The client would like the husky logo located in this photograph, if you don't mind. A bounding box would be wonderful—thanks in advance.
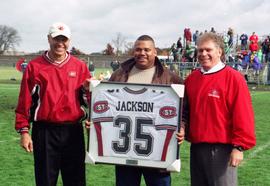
[93,101,109,113]
[159,106,177,119]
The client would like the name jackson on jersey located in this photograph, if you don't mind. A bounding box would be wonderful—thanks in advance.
[116,101,154,112]
[93,100,154,113]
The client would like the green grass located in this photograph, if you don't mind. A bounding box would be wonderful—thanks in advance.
[0,66,111,83]
[0,67,269,186]
[238,91,270,186]
[0,66,22,84]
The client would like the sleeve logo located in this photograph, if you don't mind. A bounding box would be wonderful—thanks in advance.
[93,101,109,113]
[159,106,177,119]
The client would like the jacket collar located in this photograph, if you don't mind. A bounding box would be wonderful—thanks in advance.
[200,61,225,74]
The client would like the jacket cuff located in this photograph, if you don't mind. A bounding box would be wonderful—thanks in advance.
[18,127,29,134]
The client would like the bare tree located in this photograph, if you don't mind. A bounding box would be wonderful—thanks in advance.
[0,25,21,54]
[112,32,126,56]
[124,41,134,55]
[103,43,115,55]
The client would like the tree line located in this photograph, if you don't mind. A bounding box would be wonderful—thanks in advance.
[0,25,170,56]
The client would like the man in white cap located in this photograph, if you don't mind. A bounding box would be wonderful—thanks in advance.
[15,22,91,186]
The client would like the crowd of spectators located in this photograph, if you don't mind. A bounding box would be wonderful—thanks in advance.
[166,27,270,83]
[170,27,269,65]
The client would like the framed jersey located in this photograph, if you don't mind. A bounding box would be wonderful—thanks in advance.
[85,80,184,172]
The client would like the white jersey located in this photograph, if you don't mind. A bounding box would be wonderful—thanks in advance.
[92,86,179,161]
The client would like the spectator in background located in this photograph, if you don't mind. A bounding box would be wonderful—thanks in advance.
[249,32,259,43]
[266,37,270,63]
[15,58,27,73]
[177,37,183,49]
[257,49,263,63]
[249,51,262,77]
[111,60,120,71]
[193,30,199,46]
[210,27,216,33]
[249,40,259,53]
[227,27,234,47]
[223,34,230,54]
[88,61,95,77]
[98,72,105,81]
[15,22,91,186]
[176,37,183,61]
[170,43,179,61]
[184,28,192,45]
[183,41,196,62]
[239,33,248,50]
[178,32,256,186]
[261,38,270,63]
[21,60,28,73]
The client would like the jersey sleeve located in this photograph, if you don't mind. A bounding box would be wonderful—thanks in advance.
[152,90,179,131]
[92,90,114,122]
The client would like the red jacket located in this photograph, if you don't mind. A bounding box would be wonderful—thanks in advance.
[249,42,259,52]
[184,29,192,42]
[249,34,258,43]
[184,66,256,150]
[15,52,91,133]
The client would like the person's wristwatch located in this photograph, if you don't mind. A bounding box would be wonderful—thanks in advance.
[233,145,244,152]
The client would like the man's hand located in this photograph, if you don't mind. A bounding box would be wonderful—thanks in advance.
[176,126,185,144]
[229,148,244,167]
[83,78,91,91]
[85,120,92,129]
[20,133,33,152]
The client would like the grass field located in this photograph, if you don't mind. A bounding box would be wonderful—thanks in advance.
[0,66,269,186]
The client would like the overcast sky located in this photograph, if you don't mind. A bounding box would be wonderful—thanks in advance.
[1,0,269,53]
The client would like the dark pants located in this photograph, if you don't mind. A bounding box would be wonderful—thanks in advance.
[115,165,171,186]
[32,122,86,186]
[190,143,237,186]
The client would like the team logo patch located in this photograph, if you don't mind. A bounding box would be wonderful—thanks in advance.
[69,71,77,77]
[159,106,177,119]
[58,26,64,31]
[93,101,109,113]
[208,89,220,98]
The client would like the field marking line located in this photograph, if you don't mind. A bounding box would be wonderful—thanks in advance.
[240,140,270,166]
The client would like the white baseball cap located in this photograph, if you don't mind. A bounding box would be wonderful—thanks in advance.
[48,22,71,39]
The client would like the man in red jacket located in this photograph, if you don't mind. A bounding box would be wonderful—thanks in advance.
[249,32,259,43]
[249,40,259,53]
[15,22,91,186]
[184,28,192,44]
[178,32,256,186]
